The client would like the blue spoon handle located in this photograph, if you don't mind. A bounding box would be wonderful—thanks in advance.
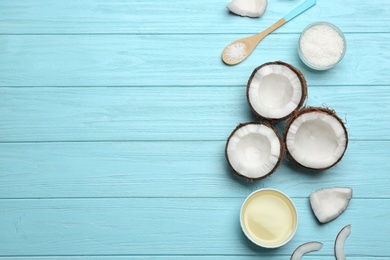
[283,0,316,22]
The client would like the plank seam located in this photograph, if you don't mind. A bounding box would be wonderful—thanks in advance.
[0,197,388,200]
[0,85,389,88]
[0,139,387,144]
[0,32,389,36]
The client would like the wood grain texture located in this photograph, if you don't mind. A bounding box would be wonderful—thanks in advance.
[0,198,389,256]
[0,0,389,34]
[0,86,388,142]
[0,34,389,87]
[0,141,389,199]
[0,0,389,259]
[3,258,388,260]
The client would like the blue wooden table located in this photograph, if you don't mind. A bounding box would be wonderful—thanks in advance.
[0,0,389,259]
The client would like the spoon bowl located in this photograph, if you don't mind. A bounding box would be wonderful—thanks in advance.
[222,18,285,65]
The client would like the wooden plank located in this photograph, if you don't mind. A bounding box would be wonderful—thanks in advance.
[0,198,388,256]
[0,86,388,142]
[3,255,383,259]
[0,140,388,198]
[0,0,389,34]
[0,34,389,87]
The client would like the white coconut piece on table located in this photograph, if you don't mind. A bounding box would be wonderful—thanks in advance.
[335,224,351,260]
[225,122,283,181]
[247,61,307,121]
[284,107,348,169]
[227,0,267,18]
[310,187,352,223]
[290,241,323,260]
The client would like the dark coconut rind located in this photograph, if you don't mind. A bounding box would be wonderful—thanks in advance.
[225,122,284,182]
[284,107,349,170]
[246,61,308,122]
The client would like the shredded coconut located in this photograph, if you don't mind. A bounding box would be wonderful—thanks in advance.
[300,24,345,68]
[225,42,247,62]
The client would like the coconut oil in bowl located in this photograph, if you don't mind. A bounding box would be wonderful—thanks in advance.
[240,188,298,248]
[298,22,346,70]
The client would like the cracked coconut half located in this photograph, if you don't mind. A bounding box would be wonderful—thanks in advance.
[284,107,348,170]
[335,224,351,260]
[247,61,307,121]
[225,122,283,181]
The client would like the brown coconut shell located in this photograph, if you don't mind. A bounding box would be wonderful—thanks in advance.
[247,61,308,122]
[284,107,349,170]
[225,122,285,182]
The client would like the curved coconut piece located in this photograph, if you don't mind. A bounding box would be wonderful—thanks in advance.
[247,61,307,121]
[335,224,351,260]
[290,241,323,260]
[284,107,348,170]
[225,122,283,181]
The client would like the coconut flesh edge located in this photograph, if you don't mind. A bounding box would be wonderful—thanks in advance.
[310,187,352,223]
[290,241,323,260]
[286,111,347,169]
[335,224,351,260]
[248,64,303,119]
[227,0,267,18]
[226,124,281,179]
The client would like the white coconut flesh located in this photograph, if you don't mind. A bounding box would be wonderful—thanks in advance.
[227,0,267,18]
[290,241,323,260]
[335,224,351,260]
[248,64,304,119]
[310,187,352,223]
[286,111,347,169]
[226,124,281,179]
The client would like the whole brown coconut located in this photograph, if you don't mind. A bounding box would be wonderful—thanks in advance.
[284,107,348,170]
[225,122,284,181]
[247,61,308,121]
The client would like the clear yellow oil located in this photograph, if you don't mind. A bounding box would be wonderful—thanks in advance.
[241,189,297,247]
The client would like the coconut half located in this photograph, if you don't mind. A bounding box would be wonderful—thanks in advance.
[225,122,283,181]
[247,61,307,121]
[284,107,348,170]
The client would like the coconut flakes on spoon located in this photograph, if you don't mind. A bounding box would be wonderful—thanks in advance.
[227,0,267,18]
[310,187,352,223]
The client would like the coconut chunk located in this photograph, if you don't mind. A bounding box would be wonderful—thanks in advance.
[284,107,348,169]
[227,0,267,18]
[247,61,307,121]
[225,122,283,181]
[310,187,352,223]
[290,241,323,260]
[335,224,351,260]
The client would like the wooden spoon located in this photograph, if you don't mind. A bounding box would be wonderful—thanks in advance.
[222,0,316,65]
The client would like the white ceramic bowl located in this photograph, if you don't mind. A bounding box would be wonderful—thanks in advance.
[240,188,298,248]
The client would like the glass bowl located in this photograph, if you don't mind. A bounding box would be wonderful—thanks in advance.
[298,21,347,70]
